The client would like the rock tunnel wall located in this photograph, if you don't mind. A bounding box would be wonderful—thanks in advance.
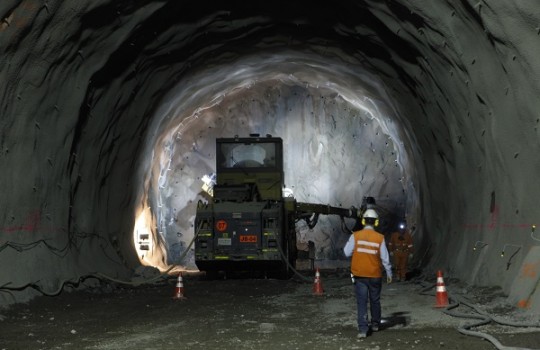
[1,0,540,312]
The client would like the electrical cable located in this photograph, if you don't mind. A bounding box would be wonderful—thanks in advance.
[445,293,539,350]
[0,220,204,298]
[96,219,204,286]
[273,228,312,283]
[0,230,119,261]
[0,274,111,297]
[416,279,540,350]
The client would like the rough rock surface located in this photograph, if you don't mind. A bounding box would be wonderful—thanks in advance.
[1,0,539,316]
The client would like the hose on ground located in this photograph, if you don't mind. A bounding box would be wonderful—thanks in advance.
[274,230,312,283]
[416,279,539,350]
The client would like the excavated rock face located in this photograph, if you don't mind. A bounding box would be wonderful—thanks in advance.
[1,1,540,311]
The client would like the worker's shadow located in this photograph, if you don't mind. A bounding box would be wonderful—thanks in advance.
[381,311,409,329]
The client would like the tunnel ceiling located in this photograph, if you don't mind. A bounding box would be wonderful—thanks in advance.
[2,0,540,311]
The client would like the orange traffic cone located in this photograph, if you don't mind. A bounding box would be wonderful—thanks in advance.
[172,272,187,300]
[434,270,449,308]
[313,268,324,296]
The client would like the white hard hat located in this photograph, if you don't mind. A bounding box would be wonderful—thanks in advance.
[362,209,379,219]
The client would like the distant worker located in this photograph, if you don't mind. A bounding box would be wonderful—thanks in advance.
[388,222,414,282]
[344,209,392,338]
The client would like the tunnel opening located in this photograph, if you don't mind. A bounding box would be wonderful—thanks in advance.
[130,52,423,274]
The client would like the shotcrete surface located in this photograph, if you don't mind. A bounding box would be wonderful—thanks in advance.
[1,269,538,350]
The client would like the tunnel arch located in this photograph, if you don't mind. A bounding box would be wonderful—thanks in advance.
[132,50,423,270]
[1,0,540,312]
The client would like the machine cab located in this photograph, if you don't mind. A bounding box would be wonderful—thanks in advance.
[214,135,284,201]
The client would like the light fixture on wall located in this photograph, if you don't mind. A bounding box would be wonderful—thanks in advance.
[500,244,522,258]
[473,241,488,251]
[531,224,539,242]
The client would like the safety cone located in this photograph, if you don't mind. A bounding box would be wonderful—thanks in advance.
[172,272,187,300]
[313,268,324,296]
[434,270,449,308]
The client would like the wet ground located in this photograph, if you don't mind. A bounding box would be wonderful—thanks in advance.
[1,269,539,350]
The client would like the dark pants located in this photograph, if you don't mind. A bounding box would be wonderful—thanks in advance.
[354,277,382,333]
[394,252,409,280]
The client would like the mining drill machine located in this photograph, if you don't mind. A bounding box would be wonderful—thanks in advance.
[194,134,372,278]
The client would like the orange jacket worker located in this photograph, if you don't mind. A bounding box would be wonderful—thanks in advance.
[388,222,414,281]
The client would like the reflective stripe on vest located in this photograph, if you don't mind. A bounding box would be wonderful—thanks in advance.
[356,240,380,255]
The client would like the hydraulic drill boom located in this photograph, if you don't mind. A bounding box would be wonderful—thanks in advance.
[296,202,359,219]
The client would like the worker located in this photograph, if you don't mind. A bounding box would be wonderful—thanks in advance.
[343,209,392,338]
[388,221,414,282]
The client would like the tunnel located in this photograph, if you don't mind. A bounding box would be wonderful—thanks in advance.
[1,0,540,317]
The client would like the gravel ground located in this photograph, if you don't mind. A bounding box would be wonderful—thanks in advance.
[1,268,539,350]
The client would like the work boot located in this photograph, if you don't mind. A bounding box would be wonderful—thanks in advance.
[357,332,367,338]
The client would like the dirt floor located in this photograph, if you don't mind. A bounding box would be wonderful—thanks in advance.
[1,268,539,350]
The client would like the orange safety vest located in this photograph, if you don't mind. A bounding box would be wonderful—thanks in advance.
[351,228,385,278]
